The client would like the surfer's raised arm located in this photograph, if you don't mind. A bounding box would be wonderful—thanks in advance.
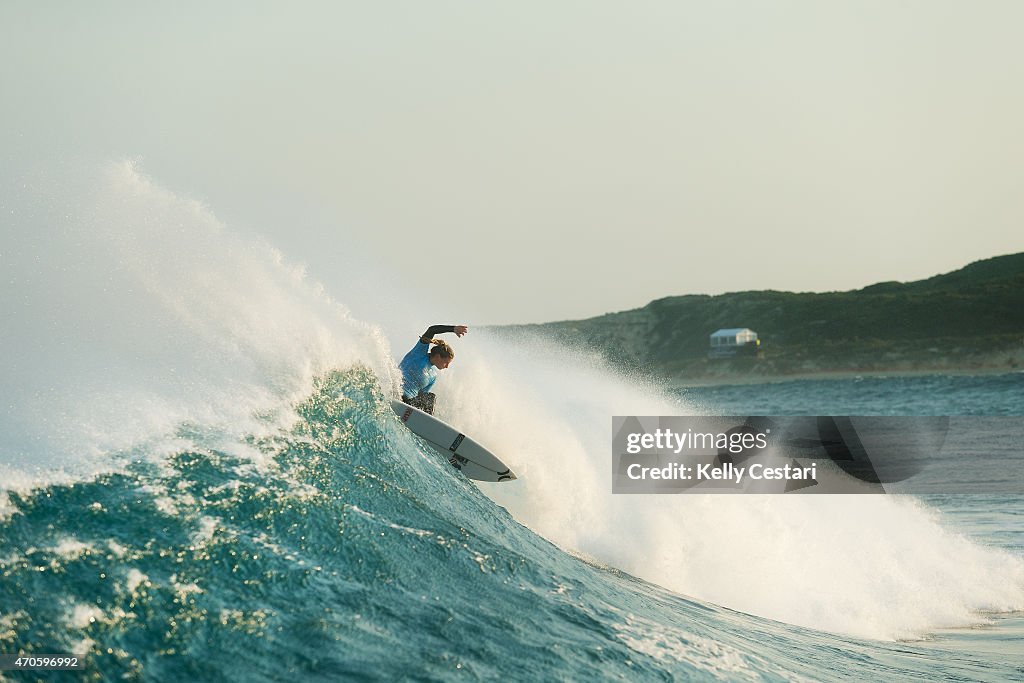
[418,324,469,343]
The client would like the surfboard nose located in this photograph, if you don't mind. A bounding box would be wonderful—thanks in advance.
[391,398,517,483]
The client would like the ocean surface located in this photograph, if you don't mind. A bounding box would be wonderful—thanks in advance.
[2,163,1023,681]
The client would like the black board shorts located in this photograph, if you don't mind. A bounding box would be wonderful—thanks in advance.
[402,392,436,416]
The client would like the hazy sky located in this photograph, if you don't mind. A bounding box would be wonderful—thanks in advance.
[3,1,1023,324]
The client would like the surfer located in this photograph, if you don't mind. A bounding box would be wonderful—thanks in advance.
[399,324,468,415]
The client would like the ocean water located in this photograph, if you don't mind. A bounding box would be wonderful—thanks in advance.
[679,373,1024,417]
[2,163,1023,682]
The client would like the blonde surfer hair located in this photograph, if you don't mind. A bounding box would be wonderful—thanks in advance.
[428,339,455,359]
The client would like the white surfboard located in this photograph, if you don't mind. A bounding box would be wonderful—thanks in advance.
[390,399,517,482]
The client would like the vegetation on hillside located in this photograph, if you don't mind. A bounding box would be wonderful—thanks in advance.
[492,253,1024,382]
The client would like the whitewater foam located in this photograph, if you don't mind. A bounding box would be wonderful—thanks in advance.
[439,331,1024,640]
[2,159,395,485]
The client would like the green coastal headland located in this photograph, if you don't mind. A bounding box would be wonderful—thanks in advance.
[493,252,1024,386]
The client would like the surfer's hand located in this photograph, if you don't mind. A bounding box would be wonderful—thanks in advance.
[454,325,468,337]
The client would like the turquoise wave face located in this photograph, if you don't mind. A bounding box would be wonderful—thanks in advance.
[1,368,1021,682]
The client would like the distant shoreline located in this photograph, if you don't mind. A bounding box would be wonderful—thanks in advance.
[665,366,1022,389]
[490,252,1024,390]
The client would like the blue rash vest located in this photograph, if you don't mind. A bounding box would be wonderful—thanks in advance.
[399,340,437,399]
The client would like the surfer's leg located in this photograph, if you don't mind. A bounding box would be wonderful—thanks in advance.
[408,392,436,415]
